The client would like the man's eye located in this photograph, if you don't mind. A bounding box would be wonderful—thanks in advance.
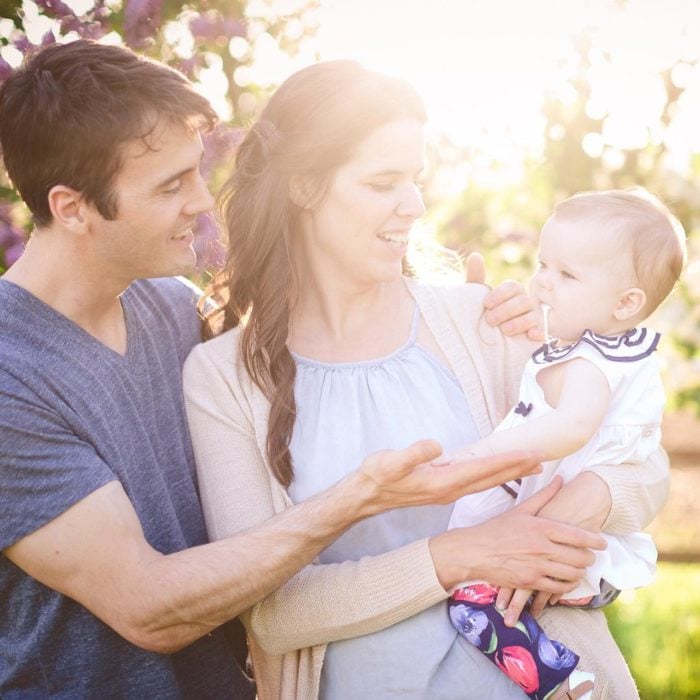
[164,182,183,194]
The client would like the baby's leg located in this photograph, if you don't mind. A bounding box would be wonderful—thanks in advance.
[449,585,579,700]
[537,606,639,700]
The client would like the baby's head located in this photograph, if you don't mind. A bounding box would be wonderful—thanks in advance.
[532,188,686,343]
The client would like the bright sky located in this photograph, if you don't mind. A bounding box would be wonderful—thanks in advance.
[240,0,700,178]
[6,0,700,176]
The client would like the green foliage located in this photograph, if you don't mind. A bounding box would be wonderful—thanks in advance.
[605,562,700,699]
[430,25,700,413]
[0,0,319,270]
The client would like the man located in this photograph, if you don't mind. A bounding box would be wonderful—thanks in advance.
[0,41,650,697]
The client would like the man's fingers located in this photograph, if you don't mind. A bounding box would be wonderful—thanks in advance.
[465,251,486,285]
[445,450,542,497]
[367,439,443,484]
[401,439,443,466]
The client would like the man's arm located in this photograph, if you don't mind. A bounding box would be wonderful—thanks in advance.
[5,441,548,654]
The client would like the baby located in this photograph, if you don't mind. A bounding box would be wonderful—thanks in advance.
[446,189,686,700]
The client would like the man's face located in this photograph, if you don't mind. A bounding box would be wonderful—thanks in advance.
[88,118,215,282]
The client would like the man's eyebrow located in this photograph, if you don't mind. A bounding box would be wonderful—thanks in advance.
[155,151,205,189]
[155,166,195,189]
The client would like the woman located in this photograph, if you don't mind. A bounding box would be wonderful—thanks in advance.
[183,61,667,699]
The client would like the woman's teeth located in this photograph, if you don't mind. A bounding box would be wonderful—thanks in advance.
[378,232,408,247]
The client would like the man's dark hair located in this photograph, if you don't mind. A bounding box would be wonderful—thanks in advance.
[0,40,217,226]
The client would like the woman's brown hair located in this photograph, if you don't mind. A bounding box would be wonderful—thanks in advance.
[205,60,426,487]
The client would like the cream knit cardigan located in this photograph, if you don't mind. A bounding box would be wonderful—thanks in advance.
[183,279,667,700]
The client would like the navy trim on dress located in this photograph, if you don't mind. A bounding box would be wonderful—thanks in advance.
[532,328,660,364]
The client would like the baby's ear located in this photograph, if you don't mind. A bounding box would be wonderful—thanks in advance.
[614,287,646,321]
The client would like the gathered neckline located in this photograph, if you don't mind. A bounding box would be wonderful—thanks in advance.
[291,304,420,370]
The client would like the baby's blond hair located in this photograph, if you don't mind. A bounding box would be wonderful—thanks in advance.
[552,188,686,318]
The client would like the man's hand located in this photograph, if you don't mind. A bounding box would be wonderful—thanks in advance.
[465,251,543,341]
[429,477,606,592]
[351,440,542,517]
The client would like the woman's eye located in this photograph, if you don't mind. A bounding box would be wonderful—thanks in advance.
[537,260,546,270]
[369,182,394,192]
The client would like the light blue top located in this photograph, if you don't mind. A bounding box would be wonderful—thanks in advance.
[289,306,526,699]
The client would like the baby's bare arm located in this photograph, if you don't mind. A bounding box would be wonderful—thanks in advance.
[444,358,611,464]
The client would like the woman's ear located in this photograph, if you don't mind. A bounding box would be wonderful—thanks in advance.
[289,174,314,209]
[614,287,647,321]
[47,185,90,234]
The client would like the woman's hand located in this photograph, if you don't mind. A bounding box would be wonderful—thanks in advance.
[495,470,614,622]
[465,251,544,341]
[429,478,606,592]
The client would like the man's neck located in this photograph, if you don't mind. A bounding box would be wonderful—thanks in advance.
[3,232,131,355]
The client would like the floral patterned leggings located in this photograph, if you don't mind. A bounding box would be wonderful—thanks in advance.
[448,584,580,700]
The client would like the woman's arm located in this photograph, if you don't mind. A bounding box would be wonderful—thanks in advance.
[184,338,603,655]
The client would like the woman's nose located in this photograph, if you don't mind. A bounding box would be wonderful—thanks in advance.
[397,183,426,219]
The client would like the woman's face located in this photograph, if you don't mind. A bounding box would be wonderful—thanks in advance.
[295,118,426,289]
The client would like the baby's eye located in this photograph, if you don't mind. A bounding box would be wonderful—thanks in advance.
[561,270,576,280]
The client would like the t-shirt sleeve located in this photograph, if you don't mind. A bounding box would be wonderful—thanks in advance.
[0,371,116,550]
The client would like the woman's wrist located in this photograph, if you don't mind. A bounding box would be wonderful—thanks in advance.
[428,529,477,590]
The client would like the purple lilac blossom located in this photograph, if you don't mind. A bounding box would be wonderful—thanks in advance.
[201,125,244,180]
[124,0,163,48]
[189,14,245,42]
[193,213,225,271]
[34,0,74,17]
[4,241,25,268]
[0,58,13,81]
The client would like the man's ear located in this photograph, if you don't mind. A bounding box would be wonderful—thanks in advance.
[614,287,647,321]
[288,174,315,209]
[47,185,90,233]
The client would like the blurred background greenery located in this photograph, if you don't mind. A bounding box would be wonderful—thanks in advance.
[2,1,699,697]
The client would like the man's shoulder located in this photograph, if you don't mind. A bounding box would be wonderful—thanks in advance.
[127,277,203,354]
[130,276,202,311]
